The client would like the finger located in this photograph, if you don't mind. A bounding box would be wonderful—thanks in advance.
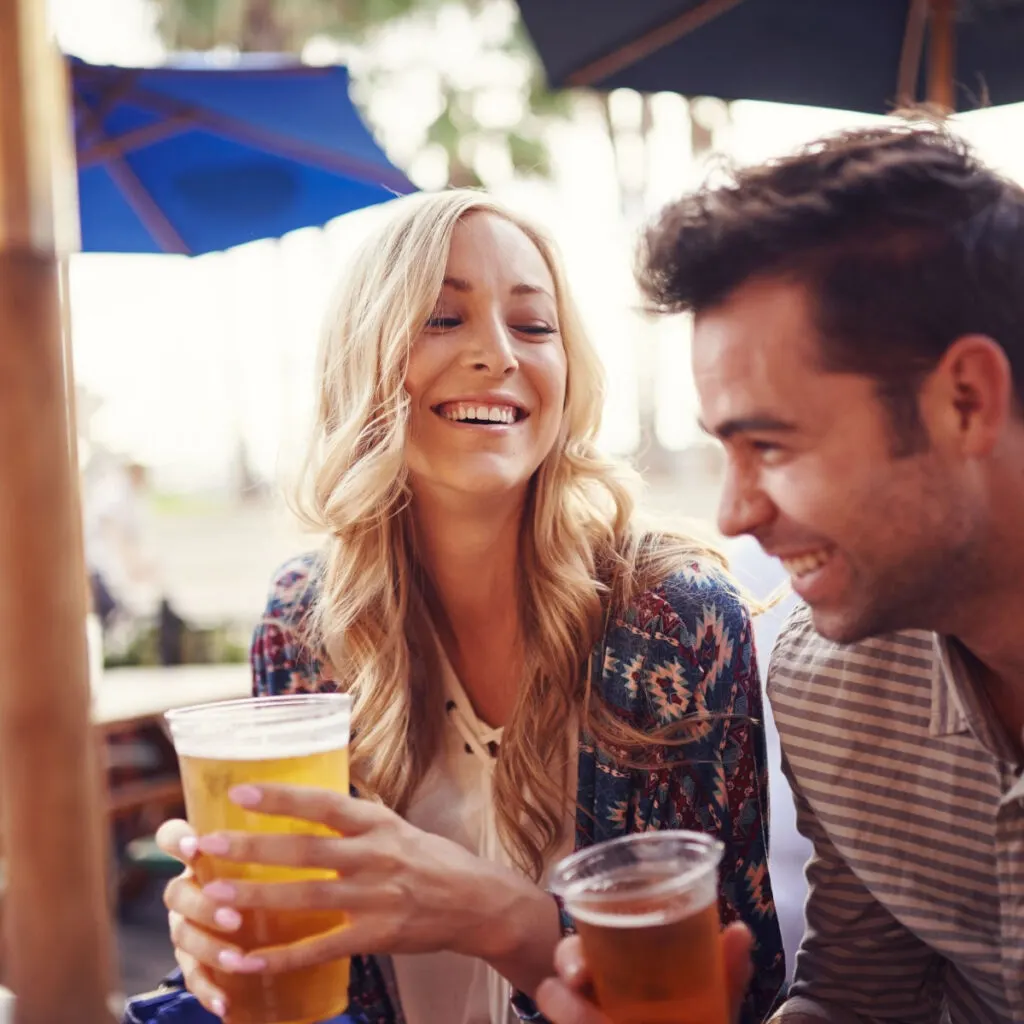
[194,830,377,872]
[168,910,264,975]
[156,819,198,862]
[535,979,612,1024]
[200,876,390,914]
[164,873,243,935]
[553,936,591,992]
[174,948,228,1020]
[722,921,754,1022]
[246,921,375,974]
[227,785,389,836]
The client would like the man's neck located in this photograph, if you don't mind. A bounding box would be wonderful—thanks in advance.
[946,514,1024,760]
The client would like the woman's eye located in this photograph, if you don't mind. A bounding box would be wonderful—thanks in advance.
[514,323,556,337]
[426,316,460,331]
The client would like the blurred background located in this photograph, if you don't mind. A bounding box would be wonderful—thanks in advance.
[52,0,1024,1000]
[64,0,1024,664]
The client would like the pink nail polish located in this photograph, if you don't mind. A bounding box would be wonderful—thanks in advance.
[211,997,227,1018]
[179,836,198,859]
[219,950,266,972]
[229,784,262,807]
[214,907,242,931]
[203,880,236,901]
[197,834,230,856]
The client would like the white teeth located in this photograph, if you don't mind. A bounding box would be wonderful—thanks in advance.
[781,549,832,578]
[440,403,518,424]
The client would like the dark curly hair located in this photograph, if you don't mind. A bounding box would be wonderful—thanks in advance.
[638,122,1024,451]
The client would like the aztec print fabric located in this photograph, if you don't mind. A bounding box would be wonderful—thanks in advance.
[252,553,785,1024]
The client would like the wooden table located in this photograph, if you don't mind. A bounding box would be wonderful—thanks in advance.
[93,663,251,733]
[94,664,250,819]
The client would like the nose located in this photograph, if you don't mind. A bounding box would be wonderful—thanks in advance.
[462,312,518,377]
[717,459,776,540]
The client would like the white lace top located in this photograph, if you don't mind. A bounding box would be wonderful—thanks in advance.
[391,639,575,1024]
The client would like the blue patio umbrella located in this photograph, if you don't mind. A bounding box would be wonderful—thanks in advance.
[70,54,414,255]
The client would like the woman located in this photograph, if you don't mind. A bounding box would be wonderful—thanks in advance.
[157,190,785,1024]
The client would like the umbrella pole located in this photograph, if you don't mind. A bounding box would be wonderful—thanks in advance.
[0,1,118,1021]
[927,0,956,112]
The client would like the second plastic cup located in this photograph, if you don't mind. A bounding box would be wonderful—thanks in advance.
[549,831,729,1024]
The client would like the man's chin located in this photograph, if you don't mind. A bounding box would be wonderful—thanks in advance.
[807,603,889,647]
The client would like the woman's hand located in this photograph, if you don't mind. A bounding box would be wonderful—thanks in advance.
[157,818,231,1019]
[160,783,561,1015]
[535,922,755,1024]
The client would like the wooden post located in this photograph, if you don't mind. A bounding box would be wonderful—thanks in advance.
[896,0,929,109]
[927,0,956,112]
[0,0,119,1021]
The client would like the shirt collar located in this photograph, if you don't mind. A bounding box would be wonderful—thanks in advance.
[930,634,970,738]
[932,634,1020,764]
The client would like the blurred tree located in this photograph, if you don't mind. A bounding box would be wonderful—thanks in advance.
[151,0,571,187]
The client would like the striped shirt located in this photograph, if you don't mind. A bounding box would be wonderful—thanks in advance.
[767,605,1024,1024]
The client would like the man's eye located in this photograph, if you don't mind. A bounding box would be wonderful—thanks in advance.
[749,440,786,458]
[426,316,460,330]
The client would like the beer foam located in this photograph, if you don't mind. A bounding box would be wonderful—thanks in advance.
[568,902,695,929]
[566,882,716,929]
[559,857,718,931]
[167,695,350,760]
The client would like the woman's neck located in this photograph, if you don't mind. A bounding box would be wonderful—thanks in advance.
[411,486,527,725]
[412,488,523,624]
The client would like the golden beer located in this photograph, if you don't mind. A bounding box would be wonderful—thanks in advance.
[167,694,352,1024]
[550,832,728,1024]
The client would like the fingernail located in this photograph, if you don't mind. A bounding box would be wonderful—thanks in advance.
[211,997,227,1018]
[218,950,266,973]
[179,836,198,860]
[562,960,582,984]
[214,907,242,931]
[203,880,236,901]
[229,785,262,807]
[197,835,230,856]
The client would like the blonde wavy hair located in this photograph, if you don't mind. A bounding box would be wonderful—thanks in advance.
[295,189,727,879]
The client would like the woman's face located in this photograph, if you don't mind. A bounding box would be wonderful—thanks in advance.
[404,212,568,504]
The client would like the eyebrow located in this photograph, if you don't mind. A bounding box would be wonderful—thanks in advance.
[442,276,552,299]
[698,415,799,441]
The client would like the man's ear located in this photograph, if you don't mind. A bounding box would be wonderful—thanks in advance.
[920,334,1014,457]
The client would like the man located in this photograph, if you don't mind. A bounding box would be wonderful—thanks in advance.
[537,123,1024,1023]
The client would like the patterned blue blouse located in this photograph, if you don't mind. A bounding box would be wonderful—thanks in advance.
[251,554,785,1023]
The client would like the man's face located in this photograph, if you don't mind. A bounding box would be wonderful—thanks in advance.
[693,276,981,644]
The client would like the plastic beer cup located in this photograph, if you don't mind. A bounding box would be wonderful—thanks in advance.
[550,831,729,1024]
[165,693,352,1024]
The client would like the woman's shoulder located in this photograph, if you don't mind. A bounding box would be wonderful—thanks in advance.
[261,551,323,626]
[595,556,755,725]
[614,556,752,644]
[253,552,329,695]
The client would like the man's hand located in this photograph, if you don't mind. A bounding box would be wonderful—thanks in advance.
[535,921,755,1024]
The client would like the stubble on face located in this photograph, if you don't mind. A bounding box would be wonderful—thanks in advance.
[693,276,982,645]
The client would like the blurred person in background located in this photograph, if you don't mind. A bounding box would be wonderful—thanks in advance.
[540,123,1024,1024]
[83,457,161,631]
[148,188,785,1024]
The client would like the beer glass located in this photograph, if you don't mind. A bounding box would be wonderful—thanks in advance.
[165,694,352,1024]
[549,832,728,1024]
